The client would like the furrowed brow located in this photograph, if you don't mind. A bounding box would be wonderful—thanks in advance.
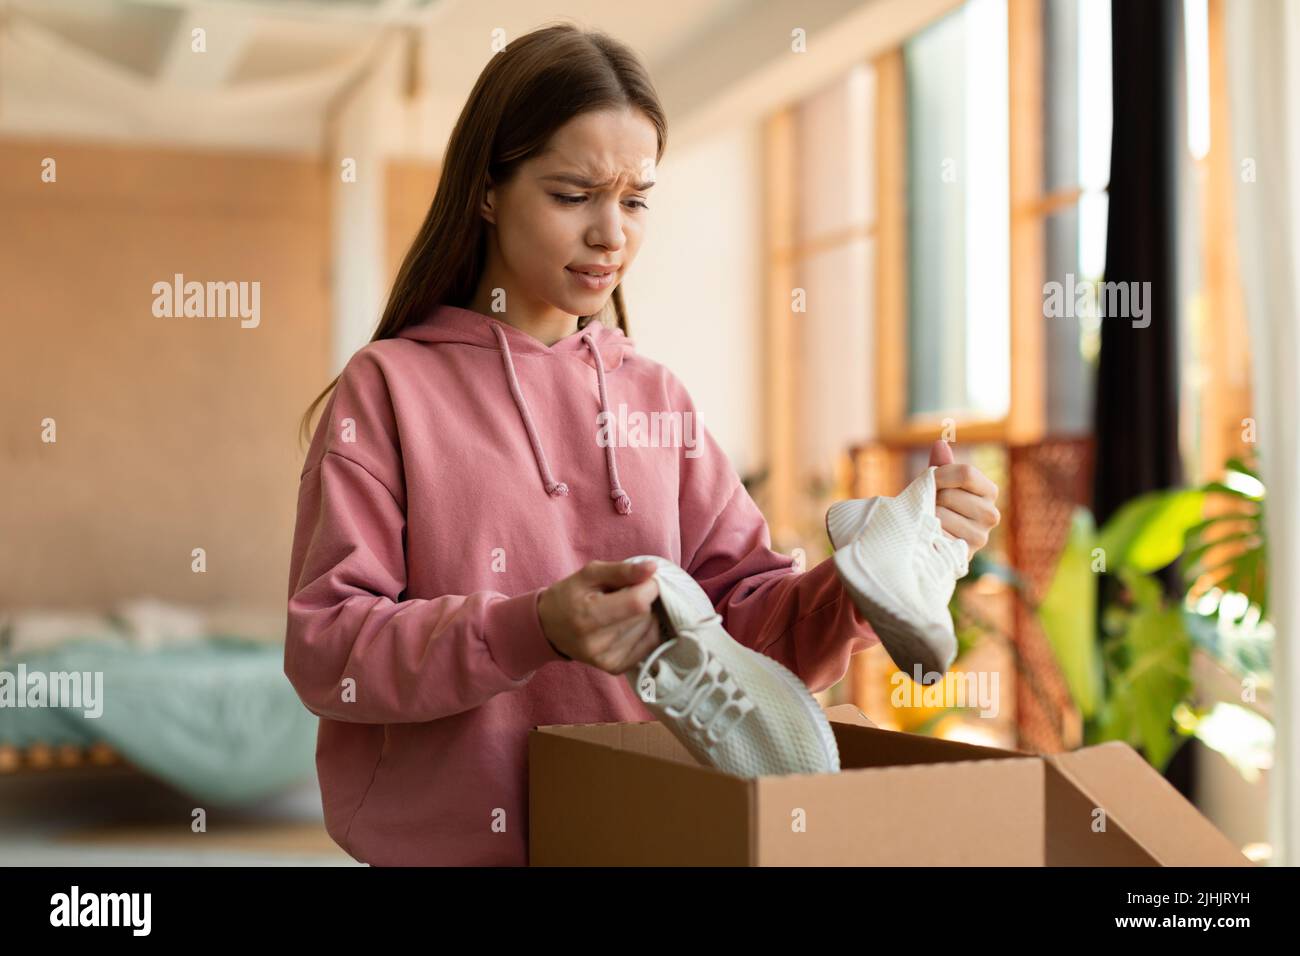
[541,172,656,190]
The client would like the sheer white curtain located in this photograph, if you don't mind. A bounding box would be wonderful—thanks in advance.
[792,65,876,502]
[1226,0,1300,868]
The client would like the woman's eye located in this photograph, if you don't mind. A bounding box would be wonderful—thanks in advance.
[553,193,648,210]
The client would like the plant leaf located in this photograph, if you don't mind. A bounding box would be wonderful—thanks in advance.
[1200,481,1260,501]
[1224,457,1260,481]
[1097,489,1207,573]
[1182,530,1262,572]
[1104,576,1191,771]
[1036,508,1104,719]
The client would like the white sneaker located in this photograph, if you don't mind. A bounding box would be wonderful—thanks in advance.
[825,465,969,685]
[622,554,840,777]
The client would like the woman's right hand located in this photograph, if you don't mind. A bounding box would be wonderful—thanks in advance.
[537,559,663,675]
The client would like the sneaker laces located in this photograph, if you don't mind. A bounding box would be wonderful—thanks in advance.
[639,619,753,747]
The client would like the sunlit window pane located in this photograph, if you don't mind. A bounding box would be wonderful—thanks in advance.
[1184,0,1210,159]
[1044,0,1079,192]
[904,0,1009,420]
[1044,206,1097,433]
[1040,0,1110,436]
[1078,0,1113,191]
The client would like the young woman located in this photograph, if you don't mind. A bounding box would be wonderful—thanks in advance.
[285,23,1000,866]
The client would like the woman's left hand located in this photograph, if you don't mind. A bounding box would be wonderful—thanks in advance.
[927,439,1000,560]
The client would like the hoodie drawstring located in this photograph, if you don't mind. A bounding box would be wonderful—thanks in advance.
[582,331,633,515]
[489,322,632,515]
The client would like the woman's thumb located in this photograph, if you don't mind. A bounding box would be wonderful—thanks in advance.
[929,438,955,467]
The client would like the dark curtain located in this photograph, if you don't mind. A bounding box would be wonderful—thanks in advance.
[1093,0,1183,522]
[1093,0,1193,796]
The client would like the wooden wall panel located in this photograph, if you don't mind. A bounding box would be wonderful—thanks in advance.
[0,138,331,614]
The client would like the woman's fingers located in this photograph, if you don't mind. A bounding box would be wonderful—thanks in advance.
[581,558,657,591]
[936,487,1000,527]
[937,505,990,558]
[618,617,666,676]
[932,464,999,562]
[933,462,998,500]
[543,561,664,672]
[585,577,659,629]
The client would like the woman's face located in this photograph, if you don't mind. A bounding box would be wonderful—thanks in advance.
[480,107,658,325]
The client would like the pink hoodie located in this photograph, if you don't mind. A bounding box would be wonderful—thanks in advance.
[284,303,879,866]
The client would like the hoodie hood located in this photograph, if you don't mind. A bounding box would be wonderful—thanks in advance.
[397,304,637,514]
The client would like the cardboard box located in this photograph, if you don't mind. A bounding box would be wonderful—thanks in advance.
[529,704,1253,866]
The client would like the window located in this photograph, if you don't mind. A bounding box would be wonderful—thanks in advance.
[894,0,1110,440]
[760,66,876,554]
[759,0,1116,722]
[903,0,1010,421]
[1039,0,1112,435]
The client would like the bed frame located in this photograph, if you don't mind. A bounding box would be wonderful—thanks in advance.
[0,741,123,773]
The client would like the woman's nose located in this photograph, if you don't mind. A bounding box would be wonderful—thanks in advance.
[586,201,626,251]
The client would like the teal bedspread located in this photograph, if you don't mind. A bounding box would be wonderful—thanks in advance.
[0,636,317,806]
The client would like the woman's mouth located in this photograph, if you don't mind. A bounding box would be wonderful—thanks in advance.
[566,267,617,290]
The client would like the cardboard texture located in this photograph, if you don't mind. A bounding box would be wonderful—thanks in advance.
[529,704,1253,866]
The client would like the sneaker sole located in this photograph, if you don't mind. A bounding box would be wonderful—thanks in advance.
[832,545,955,685]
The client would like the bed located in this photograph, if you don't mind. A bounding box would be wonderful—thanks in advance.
[0,603,317,806]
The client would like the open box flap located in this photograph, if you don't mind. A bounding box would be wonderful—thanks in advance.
[1046,742,1252,866]
[823,704,878,728]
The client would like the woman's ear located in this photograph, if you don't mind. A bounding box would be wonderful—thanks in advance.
[480,177,497,226]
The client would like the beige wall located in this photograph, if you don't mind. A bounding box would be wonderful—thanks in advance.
[384,158,440,289]
[0,138,331,614]
[621,121,765,478]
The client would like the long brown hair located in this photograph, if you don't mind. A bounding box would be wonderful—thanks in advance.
[298,22,668,447]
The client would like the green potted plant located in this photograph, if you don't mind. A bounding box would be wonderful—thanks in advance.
[1032,456,1271,772]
